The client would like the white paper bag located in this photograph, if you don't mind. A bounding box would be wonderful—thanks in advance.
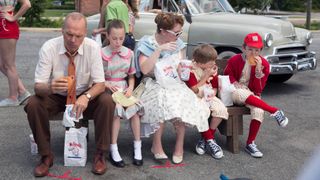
[62,104,83,127]
[154,56,181,88]
[64,127,88,167]
[203,84,215,108]
[218,75,236,106]
[179,59,192,81]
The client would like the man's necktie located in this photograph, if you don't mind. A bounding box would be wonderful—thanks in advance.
[65,51,78,104]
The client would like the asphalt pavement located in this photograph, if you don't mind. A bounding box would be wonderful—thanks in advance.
[0,31,320,180]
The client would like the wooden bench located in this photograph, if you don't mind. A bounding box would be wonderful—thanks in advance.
[216,59,251,154]
[47,59,248,154]
[217,106,250,153]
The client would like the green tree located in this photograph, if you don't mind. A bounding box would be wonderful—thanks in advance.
[271,0,304,11]
[231,0,320,11]
[16,0,47,27]
[229,0,273,14]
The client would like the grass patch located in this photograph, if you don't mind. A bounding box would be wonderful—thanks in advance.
[46,0,75,10]
[42,9,75,17]
[19,18,63,28]
[295,21,320,30]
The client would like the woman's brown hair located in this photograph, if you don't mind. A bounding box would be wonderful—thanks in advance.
[154,12,184,33]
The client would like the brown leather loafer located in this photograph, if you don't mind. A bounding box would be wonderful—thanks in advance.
[34,153,54,177]
[92,150,107,175]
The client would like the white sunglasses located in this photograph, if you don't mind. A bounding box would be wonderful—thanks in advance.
[162,29,183,37]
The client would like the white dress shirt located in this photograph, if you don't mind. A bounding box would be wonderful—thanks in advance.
[35,36,105,95]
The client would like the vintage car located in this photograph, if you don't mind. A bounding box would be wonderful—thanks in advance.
[87,0,317,82]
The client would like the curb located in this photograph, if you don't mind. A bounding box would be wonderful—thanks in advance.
[19,27,320,33]
[20,27,61,32]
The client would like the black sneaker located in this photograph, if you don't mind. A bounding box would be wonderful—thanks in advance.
[206,139,223,159]
[271,110,289,127]
[195,138,206,155]
[245,142,263,158]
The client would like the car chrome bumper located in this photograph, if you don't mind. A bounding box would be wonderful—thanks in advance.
[266,51,317,75]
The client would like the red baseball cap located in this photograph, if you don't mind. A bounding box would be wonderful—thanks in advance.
[244,32,263,48]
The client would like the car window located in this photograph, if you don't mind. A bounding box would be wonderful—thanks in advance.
[184,0,226,14]
[162,0,180,13]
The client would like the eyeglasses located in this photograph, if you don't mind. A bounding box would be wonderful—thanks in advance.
[163,29,183,37]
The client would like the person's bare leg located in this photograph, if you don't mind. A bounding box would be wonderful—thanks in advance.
[173,121,185,156]
[110,116,123,162]
[130,114,142,162]
[210,117,223,130]
[17,78,27,95]
[151,122,166,155]
[0,39,21,99]
[0,54,26,96]
[130,114,141,141]
[111,116,121,144]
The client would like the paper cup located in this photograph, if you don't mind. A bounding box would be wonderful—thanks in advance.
[29,134,38,155]
[52,71,66,80]
[180,60,192,81]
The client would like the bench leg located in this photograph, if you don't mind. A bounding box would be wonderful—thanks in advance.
[81,119,89,141]
[226,115,242,154]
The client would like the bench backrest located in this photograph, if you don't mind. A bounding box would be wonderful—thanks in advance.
[216,59,227,75]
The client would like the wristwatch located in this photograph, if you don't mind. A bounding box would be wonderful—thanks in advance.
[84,92,92,101]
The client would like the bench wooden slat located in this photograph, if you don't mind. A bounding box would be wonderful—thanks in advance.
[226,106,250,115]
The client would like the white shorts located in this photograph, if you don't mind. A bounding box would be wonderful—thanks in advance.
[232,88,264,122]
[208,97,229,120]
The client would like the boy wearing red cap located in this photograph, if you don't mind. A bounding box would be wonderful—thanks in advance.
[224,32,289,158]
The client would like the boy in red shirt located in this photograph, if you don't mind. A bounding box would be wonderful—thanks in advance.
[224,32,289,158]
[186,44,228,159]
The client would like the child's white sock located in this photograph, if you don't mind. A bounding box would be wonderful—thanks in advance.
[133,140,142,160]
[110,143,122,162]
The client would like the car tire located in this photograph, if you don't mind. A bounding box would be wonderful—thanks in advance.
[218,51,237,60]
[268,74,293,83]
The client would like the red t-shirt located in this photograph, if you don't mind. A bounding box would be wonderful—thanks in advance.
[186,72,218,89]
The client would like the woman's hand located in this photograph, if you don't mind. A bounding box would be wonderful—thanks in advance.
[0,12,16,22]
[92,29,100,36]
[92,28,106,36]
[157,42,177,52]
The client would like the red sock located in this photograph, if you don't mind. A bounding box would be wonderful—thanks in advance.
[246,119,261,145]
[245,95,278,114]
[210,128,216,139]
[201,129,213,141]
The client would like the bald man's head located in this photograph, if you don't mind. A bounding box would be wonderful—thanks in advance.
[62,12,87,53]
[63,12,87,30]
